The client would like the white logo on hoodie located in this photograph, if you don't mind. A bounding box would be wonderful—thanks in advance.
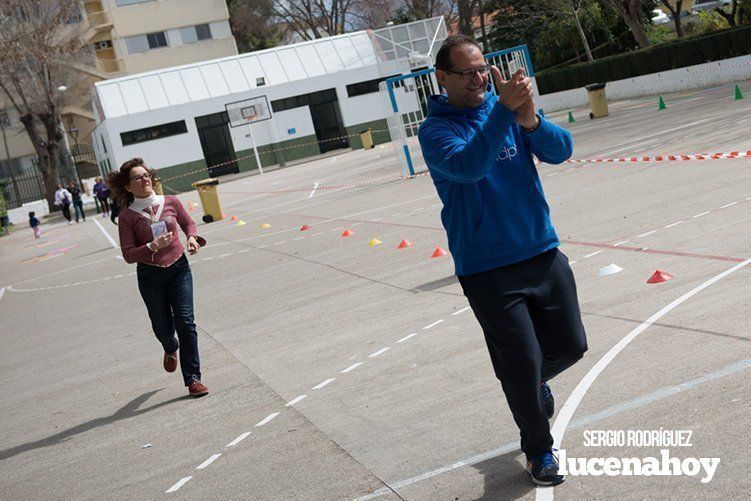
[496,145,518,162]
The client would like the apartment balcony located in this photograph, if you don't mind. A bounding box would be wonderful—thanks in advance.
[95,57,124,74]
[82,11,113,42]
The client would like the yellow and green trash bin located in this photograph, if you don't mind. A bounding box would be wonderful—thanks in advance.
[191,178,223,223]
[585,83,609,119]
[359,128,374,149]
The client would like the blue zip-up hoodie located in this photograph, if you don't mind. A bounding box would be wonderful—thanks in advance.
[418,90,573,276]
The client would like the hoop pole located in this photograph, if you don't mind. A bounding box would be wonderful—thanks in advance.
[248,122,264,175]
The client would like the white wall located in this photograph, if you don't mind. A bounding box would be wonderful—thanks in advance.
[537,54,751,113]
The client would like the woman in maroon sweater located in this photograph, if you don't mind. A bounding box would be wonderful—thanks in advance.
[108,158,208,397]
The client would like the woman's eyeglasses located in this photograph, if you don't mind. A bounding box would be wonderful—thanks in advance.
[130,172,151,182]
[446,65,491,80]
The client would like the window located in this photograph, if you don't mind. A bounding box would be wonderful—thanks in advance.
[115,0,154,6]
[346,75,399,97]
[271,89,337,112]
[256,77,265,87]
[100,134,107,153]
[120,121,188,146]
[125,31,168,54]
[180,24,213,44]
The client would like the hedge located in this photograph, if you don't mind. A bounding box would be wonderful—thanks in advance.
[536,24,751,94]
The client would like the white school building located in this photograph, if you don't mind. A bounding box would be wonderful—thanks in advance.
[91,17,448,191]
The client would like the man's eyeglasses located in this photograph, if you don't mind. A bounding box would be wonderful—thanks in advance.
[446,65,491,80]
[130,172,151,182]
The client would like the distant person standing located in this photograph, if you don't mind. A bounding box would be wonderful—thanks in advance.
[67,181,86,223]
[108,158,209,397]
[93,176,111,219]
[54,184,72,224]
[29,211,41,239]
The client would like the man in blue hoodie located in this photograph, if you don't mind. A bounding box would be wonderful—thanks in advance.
[418,35,588,486]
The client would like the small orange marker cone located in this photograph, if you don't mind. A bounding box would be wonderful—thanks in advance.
[647,270,673,284]
[431,247,448,258]
[260,223,271,229]
[300,225,311,231]
[188,206,195,212]
[397,239,413,249]
[222,212,227,218]
[230,215,238,222]
[368,238,382,246]
[341,229,354,237]
[236,220,246,226]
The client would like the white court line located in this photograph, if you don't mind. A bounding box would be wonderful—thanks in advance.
[293,237,305,241]
[397,333,418,343]
[309,182,320,199]
[452,306,471,316]
[285,395,307,406]
[93,218,118,249]
[355,356,751,501]
[392,213,403,217]
[226,432,251,447]
[664,220,684,228]
[255,412,280,427]
[568,260,579,265]
[583,250,603,259]
[203,256,215,261]
[273,241,286,245]
[636,230,657,238]
[423,319,445,330]
[165,476,192,493]
[0,287,5,304]
[718,201,738,209]
[612,240,629,247]
[311,232,323,237]
[372,218,382,221]
[369,347,390,358]
[341,362,363,373]
[313,378,336,389]
[693,211,710,218]
[219,253,232,258]
[547,172,560,177]
[352,222,363,226]
[239,249,251,253]
[196,453,221,470]
[536,256,751,501]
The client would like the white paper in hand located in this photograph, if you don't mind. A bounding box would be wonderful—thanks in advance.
[150,221,167,239]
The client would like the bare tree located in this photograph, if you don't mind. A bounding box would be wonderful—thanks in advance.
[658,0,684,37]
[227,0,282,52]
[0,0,89,207]
[272,0,355,40]
[606,0,651,48]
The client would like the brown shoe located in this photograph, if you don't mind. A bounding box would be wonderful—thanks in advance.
[188,380,209,398]
[163,351,178,373]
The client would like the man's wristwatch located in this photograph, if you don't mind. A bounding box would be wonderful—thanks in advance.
[147,241,158,253]
[521,114,541,134]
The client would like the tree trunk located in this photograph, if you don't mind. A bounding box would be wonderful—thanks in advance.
[610,0,651,48]
[458,0,473,36]
[478,0,488,51]
[20,114,62,209]
[660,0,684,38]
[571,2,594,61]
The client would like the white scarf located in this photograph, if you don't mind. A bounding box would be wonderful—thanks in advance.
[129,192,163,213]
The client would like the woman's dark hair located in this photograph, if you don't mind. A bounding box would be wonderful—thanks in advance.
[29,211,35,218]
[435,35,481,71]
[107,157,157,210]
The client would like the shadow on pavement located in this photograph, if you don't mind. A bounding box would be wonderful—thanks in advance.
[0,389,186,461]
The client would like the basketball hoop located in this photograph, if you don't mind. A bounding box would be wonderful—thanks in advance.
[225,96,272,175]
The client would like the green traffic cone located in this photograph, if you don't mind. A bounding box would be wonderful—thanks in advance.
[568,111,575,123]
[735,84,744,100]
[658,96,667,110]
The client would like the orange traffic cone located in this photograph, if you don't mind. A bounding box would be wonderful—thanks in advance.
[300,225,311,231]
[647,270,673,284]
[341,229,354,237]
[431,247,448,258]
[230,215,238,222]
[397,239,413,249]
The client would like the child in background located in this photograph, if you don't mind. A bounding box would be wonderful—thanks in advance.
[29,211,41,239]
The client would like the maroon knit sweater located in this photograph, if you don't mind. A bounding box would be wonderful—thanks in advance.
[118,195,197,267]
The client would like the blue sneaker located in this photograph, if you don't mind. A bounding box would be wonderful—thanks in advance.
[541,382,554,419]
[526,450,565,486]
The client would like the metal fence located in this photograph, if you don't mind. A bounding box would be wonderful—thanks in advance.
[0,144,95,210]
